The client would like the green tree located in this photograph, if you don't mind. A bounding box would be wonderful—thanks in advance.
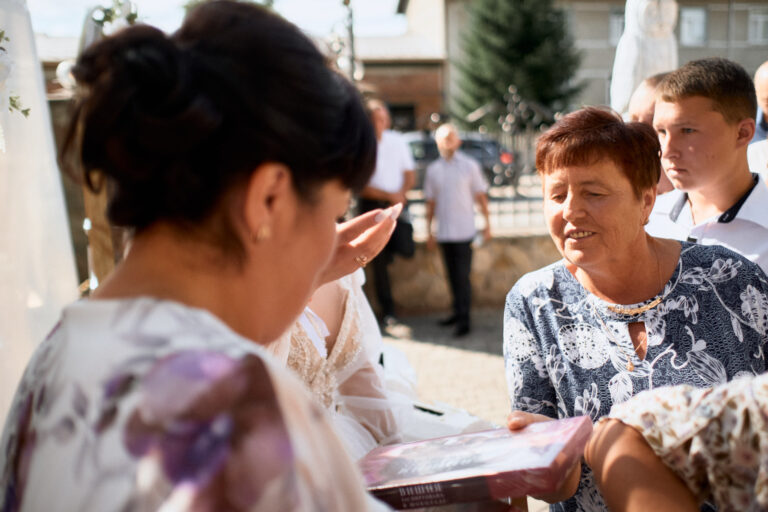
[453,0,581,130]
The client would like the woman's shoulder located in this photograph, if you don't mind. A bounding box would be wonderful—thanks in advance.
[507,260,568,302]
[679,241,768,281]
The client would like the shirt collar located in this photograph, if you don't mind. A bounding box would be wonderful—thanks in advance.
[668,174,768,227]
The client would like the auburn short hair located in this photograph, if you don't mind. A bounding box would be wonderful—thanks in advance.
[535,107,660,198]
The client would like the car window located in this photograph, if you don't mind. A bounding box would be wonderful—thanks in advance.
[409,140,439,162]
[461,140,497,159]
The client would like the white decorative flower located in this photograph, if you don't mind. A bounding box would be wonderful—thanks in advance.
[516,269,554,298]
[505,359,524,398]
[740,284,768,336]
[557,323,610,369]
[574,382,601,420]
[608,372,633,404]
[708,258,742,282]
[545,345,566,388]
[503,316,538,364]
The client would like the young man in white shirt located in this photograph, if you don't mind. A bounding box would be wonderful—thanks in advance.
[647,57,768,274]
[425,123,491,337]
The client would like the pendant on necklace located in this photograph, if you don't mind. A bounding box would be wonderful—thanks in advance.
[626,359,634,372]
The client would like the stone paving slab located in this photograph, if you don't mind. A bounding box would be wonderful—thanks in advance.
[382,310,549,512]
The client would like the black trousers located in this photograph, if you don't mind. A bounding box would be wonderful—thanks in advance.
[358,198,396,317]
[439,240,473,329]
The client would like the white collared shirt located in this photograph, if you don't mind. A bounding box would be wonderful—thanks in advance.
[646,174,768,274]
[424,151,488,242]
[747,139,768,181]
[366,130,415,193]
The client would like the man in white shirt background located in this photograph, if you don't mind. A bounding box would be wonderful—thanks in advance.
[647,57,768,274]
[747,60,768,180]
[425,123,491,337]
[358,99,416,326]
[627,72,674,195]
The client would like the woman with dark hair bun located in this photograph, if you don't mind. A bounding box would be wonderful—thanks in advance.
[0,2,394,510]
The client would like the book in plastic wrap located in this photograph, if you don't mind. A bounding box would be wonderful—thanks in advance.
[360,415,592,510]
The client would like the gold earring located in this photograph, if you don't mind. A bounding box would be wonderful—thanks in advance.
[253,224,271,242]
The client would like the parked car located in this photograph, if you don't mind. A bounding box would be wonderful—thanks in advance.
[402,131,520,188]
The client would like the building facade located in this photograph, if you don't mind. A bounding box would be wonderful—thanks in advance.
[359,0,768,128]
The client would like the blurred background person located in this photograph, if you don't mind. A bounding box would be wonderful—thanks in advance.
[0,3,390,510]
[748,60,768,179]
[627,71,674,195]
[425,123,490,337]
[358,99,415,327]
[750,59,768,144]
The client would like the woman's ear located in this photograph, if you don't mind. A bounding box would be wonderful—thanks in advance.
[641,185,656,225]
[242,162,292,241]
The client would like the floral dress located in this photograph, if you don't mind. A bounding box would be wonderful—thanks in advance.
[0,298,389,512]
[503,242,768,512]
[606,373,768,512]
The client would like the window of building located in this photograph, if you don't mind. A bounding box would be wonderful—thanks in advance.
[609,9,625,47]
[679,7,707,47]
[389,104,416,132]
[748,8,768,45]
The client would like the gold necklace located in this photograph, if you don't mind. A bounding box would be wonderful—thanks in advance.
[592,306,648,372]
[599,240,664,371]
[606,296,662,316]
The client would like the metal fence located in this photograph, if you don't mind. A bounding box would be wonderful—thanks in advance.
[407,174,547,240]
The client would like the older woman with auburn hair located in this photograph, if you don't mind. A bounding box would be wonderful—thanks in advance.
[503,107,768,511]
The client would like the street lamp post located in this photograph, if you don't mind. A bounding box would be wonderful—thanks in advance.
[342,0,356,82]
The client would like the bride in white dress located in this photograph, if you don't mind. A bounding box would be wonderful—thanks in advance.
[273,268,494,461]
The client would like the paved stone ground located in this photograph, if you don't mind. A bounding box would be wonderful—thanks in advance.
[382,309,549,512]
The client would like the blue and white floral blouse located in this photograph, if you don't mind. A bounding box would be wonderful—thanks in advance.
[0,298,387,512]
[504,242,768,512]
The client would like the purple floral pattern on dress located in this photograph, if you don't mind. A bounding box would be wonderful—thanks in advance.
[123,350,295,511]
[0,299,337,512]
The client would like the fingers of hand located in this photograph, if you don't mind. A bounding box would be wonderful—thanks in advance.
[336,209,380,244]
[506,411,551,431]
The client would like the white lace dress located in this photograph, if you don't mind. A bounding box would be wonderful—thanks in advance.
[273,270,403,460]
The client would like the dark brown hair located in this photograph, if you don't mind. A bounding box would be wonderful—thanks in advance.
[656,57,757,123]
[535,107,661,197]
[63,1,375,258]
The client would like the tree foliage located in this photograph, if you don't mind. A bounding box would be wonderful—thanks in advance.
[453,0,581,130]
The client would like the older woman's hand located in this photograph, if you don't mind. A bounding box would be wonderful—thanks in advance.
[507,411,580,504]
[317,203,402,286]
[506,410,554,431]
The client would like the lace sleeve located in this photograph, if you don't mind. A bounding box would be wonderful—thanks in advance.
[331,275,403,447]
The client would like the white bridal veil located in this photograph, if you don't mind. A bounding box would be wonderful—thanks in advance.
[0,0,78,421]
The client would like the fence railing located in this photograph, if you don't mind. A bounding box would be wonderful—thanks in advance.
[406,174,548,240]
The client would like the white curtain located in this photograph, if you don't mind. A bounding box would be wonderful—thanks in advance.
[0,0,78,422]
[610,0,679,114]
